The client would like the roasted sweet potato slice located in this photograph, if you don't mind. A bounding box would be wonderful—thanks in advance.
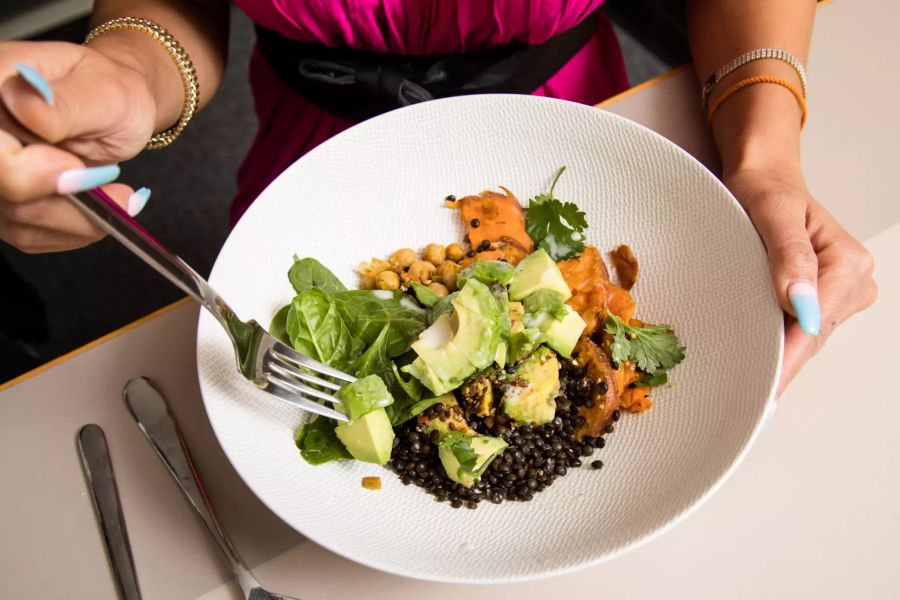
[453,188,534,254]
[573,335,621,440]
[559,245,635,333]
[609,244,639,291]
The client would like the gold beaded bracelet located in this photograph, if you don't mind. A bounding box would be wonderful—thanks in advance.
[85,17,199,150]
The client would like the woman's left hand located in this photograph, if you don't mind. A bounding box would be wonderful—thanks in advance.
[725,166,877,396]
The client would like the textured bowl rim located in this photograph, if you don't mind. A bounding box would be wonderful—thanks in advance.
[197,94,784,584]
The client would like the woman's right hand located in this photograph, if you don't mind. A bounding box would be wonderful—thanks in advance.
[0,40,158,253]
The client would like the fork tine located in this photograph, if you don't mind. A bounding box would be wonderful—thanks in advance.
[271,341,356,383]
[265,371,343,405]
[264,377,349,422]
[268,351,343,391]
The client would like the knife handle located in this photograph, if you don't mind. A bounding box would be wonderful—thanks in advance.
[77,424,143,600]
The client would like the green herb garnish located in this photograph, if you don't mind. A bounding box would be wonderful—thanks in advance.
[604,314,685,376]
[525,167,589,261]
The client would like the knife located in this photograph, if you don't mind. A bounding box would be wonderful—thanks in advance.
[77,424,143,600]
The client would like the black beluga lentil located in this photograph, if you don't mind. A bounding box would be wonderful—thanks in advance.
[387,358,617,508]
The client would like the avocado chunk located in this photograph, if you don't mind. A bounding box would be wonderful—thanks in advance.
[539,304,586,358]
[509,328,544,364]
[508,249,572,301]
[334,408,395,464]
[335,374,394,420]
[523,289,569,320]
[437,431,508,488]
[460,372,496,418]
[502,346,560,425]
[403,280,503,395]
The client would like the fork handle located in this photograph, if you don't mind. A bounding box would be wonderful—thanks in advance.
[66,188,224,320]
[123,377,261,595]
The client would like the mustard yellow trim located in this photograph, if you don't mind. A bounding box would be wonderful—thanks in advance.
[595,65,689,110]
[0,296,192,393]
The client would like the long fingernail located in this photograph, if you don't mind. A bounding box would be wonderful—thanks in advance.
[14,63,54,105]
[56,165,121,194]
[788,281,820,336]
[128,187,151,216]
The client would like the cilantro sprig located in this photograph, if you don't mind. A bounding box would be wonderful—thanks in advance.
[525,167,589,261]
[605,314,685,376]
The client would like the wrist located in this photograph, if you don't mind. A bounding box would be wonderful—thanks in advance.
[86,29,184,135]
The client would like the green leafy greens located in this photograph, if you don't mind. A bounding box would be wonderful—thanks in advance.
[295,416,352,464]
[289,256,347,294]
[525,167,589,261]
[604,314,685,376]
[332,290,427,357]
[286,289,363,368]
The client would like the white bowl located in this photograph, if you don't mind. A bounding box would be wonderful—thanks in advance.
[197,95,782,583]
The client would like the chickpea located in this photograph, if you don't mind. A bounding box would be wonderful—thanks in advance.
[390,248,417,269]
[359,274,376,290]
[427,282,449,297]
[446,243,466,262]
[423,243,446,265]
[376,270,400,290]
[406,260,436,283]
[436,260,461,291]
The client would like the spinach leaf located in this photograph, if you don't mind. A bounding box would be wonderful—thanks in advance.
[332,290,427,357]
[395,394,448,424]
[288,256,347,294]
[428,291,458,325]
[269,303,291,345]
[392,362,424,401]
[295,416,352,465]
[287,288,362,367]
[409,281,442,308]
[457,260,515,288]
[348,324,393,379]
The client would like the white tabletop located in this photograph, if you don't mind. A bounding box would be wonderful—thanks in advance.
[1,0,898,598]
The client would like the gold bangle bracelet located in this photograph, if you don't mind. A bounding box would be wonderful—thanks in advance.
[85,17,199,150]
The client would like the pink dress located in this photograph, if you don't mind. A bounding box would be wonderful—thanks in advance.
[231,0,628,223]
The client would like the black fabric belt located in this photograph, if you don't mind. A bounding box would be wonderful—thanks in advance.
[254,9,600,121]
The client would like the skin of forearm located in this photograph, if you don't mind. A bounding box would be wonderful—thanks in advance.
[687,0,816,181]
[87,0,230,133]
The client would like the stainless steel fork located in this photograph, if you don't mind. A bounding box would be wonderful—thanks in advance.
[124,376,299,600]
[67,188,352,422]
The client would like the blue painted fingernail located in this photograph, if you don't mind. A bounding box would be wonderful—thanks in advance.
[56,165,121,194]
[127,187,151,216]
[788,281,820,336]
[14,63,54,105]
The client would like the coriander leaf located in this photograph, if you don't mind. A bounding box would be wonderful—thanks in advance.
[440,431,479,475]
[525,167,589,261]
[332,290,427,357]
[295,416,352,465]
[635,372,668,388]
[288,256,347,294]
[604,314,685,375]
[287,288,361,368]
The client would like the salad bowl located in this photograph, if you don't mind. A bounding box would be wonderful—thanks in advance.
[196,94,782,583]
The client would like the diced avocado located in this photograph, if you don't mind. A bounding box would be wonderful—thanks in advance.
[494,341,508,369]
[335,374,394,420]
[509,328,544,364]
[523,289,568,320]
[508,249,572,301]
[460,373,496,418]
[539,305,586,358]
[437,431,508,488]
[403,280,503,395]
[334,408,395,464]
[502,347,560,425]
[419,399,473,436]
[508,301,525,334]
[457,260,515,288]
